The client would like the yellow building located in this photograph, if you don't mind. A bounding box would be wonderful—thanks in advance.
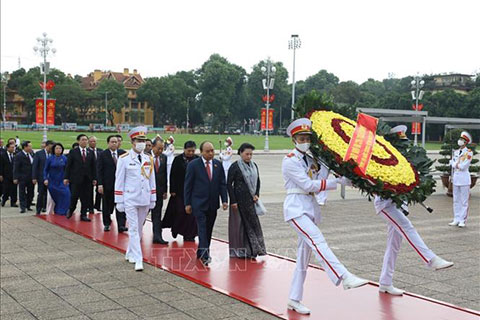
[431,73,474,95]
[3,89,27,123]
[82,68,153,125]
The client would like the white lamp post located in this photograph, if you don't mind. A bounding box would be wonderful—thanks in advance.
[410,75,425,146]
[2,72,10,127]
[33,32,56,142]
[261,60,276,152]
[288,34,301,121]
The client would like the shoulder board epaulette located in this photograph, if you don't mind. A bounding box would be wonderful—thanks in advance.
[286,152,295,158]
[120,153,129,158]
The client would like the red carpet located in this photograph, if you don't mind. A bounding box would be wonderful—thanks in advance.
[37,214,479,320]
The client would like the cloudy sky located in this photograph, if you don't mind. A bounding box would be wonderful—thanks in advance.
[1,0,479,83]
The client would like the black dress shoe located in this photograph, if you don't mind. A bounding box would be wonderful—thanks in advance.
[1,201,5,207]
[11,204,18,207]
[20,209,26,213]
[153,238,168,244]
[172,232,178,239]
[42,208,46,213]
[66,211,73,219]
[80,216,91,222]
[118,226,128,233]
[104,225,110,231]
[27,207,33,211]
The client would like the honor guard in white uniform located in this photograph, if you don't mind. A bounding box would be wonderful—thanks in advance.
[115,126,156,271]
[164,136,175,185]
[219,137,233,179]
[373,126,454,296]
[449,131,473,228]
[283,118,368,315]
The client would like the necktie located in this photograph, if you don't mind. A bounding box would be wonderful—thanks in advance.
[112,152,117,166]
[82,149,86,162]
[303,155,308,167]
[155,156,159,172]
[206,161,212,181]
[9,153,13,163]
[138,154,142,164]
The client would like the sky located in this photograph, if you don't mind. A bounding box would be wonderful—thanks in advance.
[1,0,479,84]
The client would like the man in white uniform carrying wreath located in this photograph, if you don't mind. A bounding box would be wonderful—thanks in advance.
[115,126,156,271]
[283,118,368,315]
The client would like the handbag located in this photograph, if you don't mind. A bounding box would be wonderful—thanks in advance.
[254,199,267,216]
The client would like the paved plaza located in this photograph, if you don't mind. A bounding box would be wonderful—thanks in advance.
[1,154,479,319]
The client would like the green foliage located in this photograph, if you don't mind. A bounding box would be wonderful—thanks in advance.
[92,79,127,125]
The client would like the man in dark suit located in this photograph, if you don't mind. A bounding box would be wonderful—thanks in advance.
[64,134,97,221]
[151,137,168,244]
[184,141,228,266]
[0,142,18,207]
[32,140,54,214]
[97,135,127,232]
[88,136,103,213]
[13,141,34,213]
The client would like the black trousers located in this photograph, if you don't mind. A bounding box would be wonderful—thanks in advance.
[102,189,126,229]
[94,187,102,211]
[36,182,47,213]
[151,200,164,240]
[2,179,17,205]
[194,208,217,259]
[69,179,92,217]
[18,180,34,210]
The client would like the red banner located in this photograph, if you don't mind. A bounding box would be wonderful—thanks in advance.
[260,108,274,131]
[36,99,55,125]
[412,122,421,135]
[411,104,423,135]
[343,113,378,174]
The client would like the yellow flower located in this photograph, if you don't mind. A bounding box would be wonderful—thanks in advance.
[310,110,418,191]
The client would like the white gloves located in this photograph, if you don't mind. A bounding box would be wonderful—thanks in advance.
[116,203,125,212]
[149,202,156,209]
[336,176,352,186]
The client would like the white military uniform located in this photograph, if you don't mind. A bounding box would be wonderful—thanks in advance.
[315,165,329,206]
[164,142,175,185]
[283,148,349,301]
[450,146,473,224]
[115,149,156,263]
[374,196,436,286]
[220,145,233,179]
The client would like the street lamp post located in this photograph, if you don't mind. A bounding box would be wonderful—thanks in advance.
[410,75,425,146]
[288,34,301,121]
[2,72,10,128]
[33,32,56,143]
[105,91,109,127]
[261,60,276,152]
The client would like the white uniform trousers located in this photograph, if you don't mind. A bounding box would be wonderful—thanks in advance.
[125,205,150,263]
[288,215,348,301]
[378,206,435,286]
[453,185,470,223]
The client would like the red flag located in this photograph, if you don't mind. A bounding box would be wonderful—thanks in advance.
[343,113,378,174]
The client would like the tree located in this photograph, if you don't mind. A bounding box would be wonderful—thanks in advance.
[92,79,127,125]
[304,70,339,94]
[197,54,247,130]
[50,78,87,123]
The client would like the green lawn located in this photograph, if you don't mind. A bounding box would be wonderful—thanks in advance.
[0,130,293,150]
[1,130,444,151]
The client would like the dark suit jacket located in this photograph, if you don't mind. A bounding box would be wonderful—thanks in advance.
[184,158,227,211]
[32,149,48,181]
[13,151,33,182]
[89,148,103,161]
[153,153,168,198]
[0,151,15,180]
[96,149,125,191]
[64,147,96,184]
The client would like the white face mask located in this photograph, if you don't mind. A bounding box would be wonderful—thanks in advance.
[135,142,146,153]
[295,142,311,153]
[457,139,465,147]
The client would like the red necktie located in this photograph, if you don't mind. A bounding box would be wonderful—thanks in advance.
[206,161,212,181]
[82,149,86,162]
[155,156,159,172]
